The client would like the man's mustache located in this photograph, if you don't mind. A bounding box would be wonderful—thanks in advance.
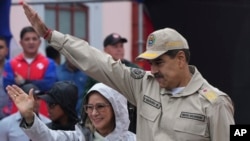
[154,73,163,78]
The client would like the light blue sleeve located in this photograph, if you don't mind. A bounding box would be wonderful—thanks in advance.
[0,118,10,141]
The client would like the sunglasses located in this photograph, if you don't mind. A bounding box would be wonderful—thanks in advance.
[83,103,110,113]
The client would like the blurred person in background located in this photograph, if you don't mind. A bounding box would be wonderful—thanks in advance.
[0,83,50,141]
[56,58,88,117]
[45,45,61,65]
[39,81,79,130]
[0,37,9,120]
[3,26,57,117]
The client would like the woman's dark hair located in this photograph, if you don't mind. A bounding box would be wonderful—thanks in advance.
[165,49,190,63]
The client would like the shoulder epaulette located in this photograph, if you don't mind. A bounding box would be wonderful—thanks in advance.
[199,87,218,103]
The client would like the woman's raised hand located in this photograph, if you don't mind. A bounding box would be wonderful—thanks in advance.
[6,85,35,123]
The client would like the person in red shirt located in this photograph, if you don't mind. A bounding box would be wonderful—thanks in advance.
[3,26,57,117]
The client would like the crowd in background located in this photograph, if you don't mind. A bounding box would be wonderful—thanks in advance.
[0,26,138,140]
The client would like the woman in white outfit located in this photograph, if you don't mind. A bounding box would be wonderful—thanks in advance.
[6,83,136,141]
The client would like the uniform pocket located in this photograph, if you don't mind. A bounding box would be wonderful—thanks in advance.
[174,117,209,137]
[140,96,161,122]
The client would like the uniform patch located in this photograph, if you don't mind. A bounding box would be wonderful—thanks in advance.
[180,112,205,122]
[147,34,155,47]
[130,68,145,79]
[143,95,161,109]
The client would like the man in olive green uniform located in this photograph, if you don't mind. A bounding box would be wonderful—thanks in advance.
[22,3,234,141]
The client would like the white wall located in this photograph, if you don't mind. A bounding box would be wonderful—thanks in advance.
[86,1,132,60]
[102,1,132,61]
[85,2,103,50]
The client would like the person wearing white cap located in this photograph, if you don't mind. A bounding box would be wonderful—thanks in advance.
[10,2,234,141]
